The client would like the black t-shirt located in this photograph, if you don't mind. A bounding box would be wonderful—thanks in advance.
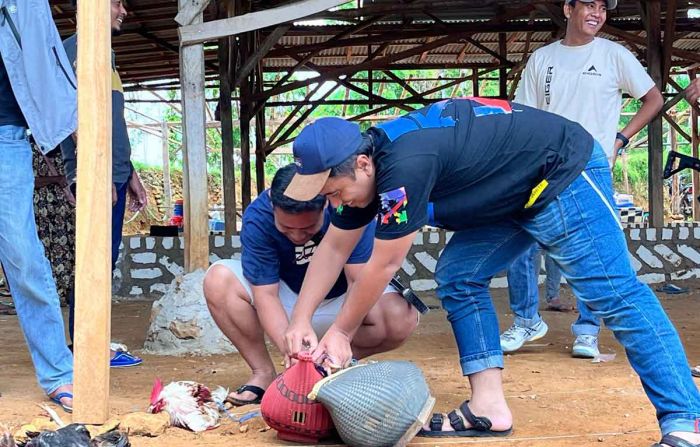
[331,97,593,239]
[0,53,25,127]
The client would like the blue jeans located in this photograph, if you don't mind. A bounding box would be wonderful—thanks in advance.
[68,179,128,343]
[435,142,700,434]
[507,243,601,337]
[0,125,73,394]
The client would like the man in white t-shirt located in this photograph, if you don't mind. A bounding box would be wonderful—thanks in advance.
[500,0,663,358]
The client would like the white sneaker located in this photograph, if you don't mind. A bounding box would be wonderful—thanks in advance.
[572,335,599,358]
[500,320,549,353]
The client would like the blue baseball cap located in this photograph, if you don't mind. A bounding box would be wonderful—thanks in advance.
[285,117,363,201]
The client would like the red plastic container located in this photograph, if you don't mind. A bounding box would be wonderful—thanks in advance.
[260,352,335,443]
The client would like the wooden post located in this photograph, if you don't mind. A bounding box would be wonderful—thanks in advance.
[238,3,253,210]
[472,68,479,97]
[240,39,253,209]
[255,61,266,194]
[670,124,680,215]
[73,0,111,423]
[692,70,700,221]
[498,32,507,99]
[219,1,237,236]
[622,149,630,194]
[642,0,664,227]
[179,0,209,270]
[161,122,173,217]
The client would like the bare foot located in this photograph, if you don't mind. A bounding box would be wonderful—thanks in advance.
[227,370,276,404]
[49,384,73,410]
[422,401,512,434]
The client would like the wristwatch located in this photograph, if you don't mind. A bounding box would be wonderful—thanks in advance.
[616,132,629,148]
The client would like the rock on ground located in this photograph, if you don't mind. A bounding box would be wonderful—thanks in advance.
[143,271,237,355]
[120,412,170,437]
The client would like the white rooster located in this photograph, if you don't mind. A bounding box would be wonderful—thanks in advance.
[148,378,220,432]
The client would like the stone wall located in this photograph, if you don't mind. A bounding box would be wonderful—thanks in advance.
[115,223,700,298]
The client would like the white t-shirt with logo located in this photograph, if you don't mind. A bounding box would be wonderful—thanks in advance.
[515,37,655,163]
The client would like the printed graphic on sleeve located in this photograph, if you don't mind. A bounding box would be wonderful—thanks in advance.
[378,100,456,142]
[379,187,408,225]
[469,97,513,117]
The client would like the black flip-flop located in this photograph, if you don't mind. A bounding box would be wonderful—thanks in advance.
[417,400,512,438]
[0,302,15,315]
[691,366,700,378]
[652,434,700,447]
[656,284,689,295]
[224,384,265,406]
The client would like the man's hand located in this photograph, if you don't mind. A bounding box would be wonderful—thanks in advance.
[112,183,117,206]
[311,325,353,372]
[284,319,318,367]
[127,171,148,212]
[687,78,700,104]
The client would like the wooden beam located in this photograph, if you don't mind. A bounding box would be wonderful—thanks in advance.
[498,32,507,98]
[175,0,212,26]
[254,51,266,194]
[419,37,435,64]
[667,77,700,116]
[266,73,474,151]
[239,28,253,210]
[234,24,289,88]
[465,35,512,67]
[270,14,385,91]
[382,70,420,98]
[257,8,532,102]
[257,33,466,100]
[179,0,209,270]
[73,0,111,424]
[267,83,341,151]
[642,0,664,227]
[692,70,700,220]
[662,0,677,89]
[160,122,173,217]
[219,19,237,235]
[602,24,700,65]
[663,112,692,142]
[179,0,351,46]
[509,11,536,100]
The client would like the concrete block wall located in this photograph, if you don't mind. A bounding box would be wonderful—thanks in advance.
[115,223,700,298]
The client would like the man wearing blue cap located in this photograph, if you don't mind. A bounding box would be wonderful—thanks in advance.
[282,100,700,446]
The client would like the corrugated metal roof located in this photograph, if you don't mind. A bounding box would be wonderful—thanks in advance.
[49,0,700,86]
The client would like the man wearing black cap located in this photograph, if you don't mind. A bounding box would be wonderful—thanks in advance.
[282,101,700,445]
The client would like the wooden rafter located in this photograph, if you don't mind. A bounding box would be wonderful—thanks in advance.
[382,70,420,98]
[465,36,513,67]
[266,83,342,152]
[662,0,677,89]
[234,24,290,88]
[179,0,350,45]
[269,14,387,93]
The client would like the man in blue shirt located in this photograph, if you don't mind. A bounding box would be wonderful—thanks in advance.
[203,164,418,406]
[282,102,700,446]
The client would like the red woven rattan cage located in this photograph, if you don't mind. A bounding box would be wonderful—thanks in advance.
[260,352,335,443]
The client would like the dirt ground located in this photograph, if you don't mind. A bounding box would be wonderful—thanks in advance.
[1,282,699,447]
